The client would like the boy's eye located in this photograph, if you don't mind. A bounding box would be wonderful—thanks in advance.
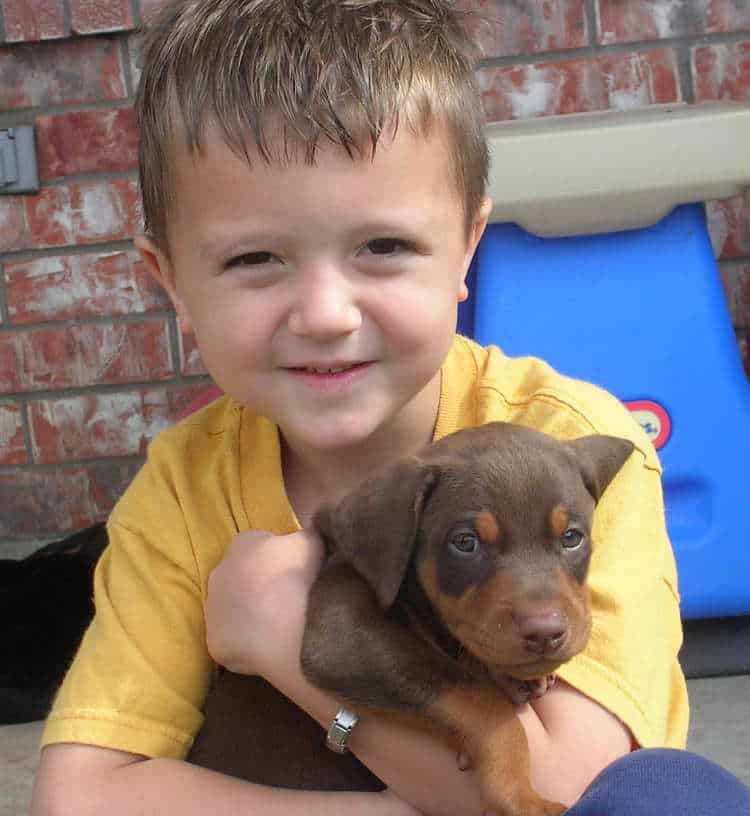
[364,238,408,256]
[226,251,274,268]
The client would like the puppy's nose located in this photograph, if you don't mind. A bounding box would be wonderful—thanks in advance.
[514,610,567,655]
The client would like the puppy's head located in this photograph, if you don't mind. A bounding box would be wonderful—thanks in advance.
[314,422,634,677]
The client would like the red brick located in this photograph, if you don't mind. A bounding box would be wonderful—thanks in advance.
[597,0,750,44]
[0,461,140,538]
[0,196,27,251]
[5,250,170,324]
[2,177,140,253]
[29,384,208,463]
[477,48,680,121]
[36,108,138,180]
[719,262,750,329]
[179,330,207,376]
[130,1,167,86]
[456,0,586,58]
[0,320,172,395]
[128,31,144,89]
[0,37,126,109]
[139,0,168,22]
[692,41,750,102]
[707,191,750,261]
[1,0,66,42]
[0,403,26,464]
[70,0,134,34]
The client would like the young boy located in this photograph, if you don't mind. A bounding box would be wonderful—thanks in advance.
[30,2,750,815]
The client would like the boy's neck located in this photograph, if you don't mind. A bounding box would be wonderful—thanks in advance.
[281,375,441,527]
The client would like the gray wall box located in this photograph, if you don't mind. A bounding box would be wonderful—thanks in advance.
[0,126,40,195]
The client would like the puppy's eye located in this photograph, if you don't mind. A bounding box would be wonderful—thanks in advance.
[449,531,480,555]
[561,528,584,549]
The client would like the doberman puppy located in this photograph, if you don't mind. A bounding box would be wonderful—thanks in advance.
[190,422,634,815]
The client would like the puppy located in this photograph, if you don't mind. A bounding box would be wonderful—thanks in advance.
[190,422,633,813]
[300,421,634,816]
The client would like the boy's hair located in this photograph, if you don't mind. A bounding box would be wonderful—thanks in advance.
[136,0,489,252]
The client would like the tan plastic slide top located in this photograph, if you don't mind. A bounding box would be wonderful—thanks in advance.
[486,102,750,237]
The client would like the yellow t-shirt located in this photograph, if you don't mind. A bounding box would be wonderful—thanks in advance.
[42,336,688,758]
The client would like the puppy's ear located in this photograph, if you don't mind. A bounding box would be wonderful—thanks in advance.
[314,458,440,609]
[566,435,635,501]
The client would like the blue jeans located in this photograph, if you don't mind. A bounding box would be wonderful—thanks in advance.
[568,749,750,815]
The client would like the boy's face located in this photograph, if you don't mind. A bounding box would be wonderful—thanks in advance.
[137,122,490,453]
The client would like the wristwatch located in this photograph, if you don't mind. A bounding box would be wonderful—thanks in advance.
[326,706,360,754]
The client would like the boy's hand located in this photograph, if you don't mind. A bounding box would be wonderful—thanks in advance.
[204,529,324,677]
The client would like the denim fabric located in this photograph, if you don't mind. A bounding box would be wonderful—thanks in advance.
[569,749,750,815]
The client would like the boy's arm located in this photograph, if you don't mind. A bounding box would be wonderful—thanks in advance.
[31,743,421,816]
[518,680,632,802]
[32,688,628,816]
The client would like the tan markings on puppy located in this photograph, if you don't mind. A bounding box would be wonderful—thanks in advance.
[418,556,441,604]
[555,566,592,655]
[427,685,553,814]
[428,684,519,747]
[549,504,570,538]
[419,558,521,665]
[475,510,501,544]
[419,557,477,621]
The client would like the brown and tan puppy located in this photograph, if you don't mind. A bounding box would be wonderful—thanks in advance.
[301,421,633,815]
[190,422,634,814]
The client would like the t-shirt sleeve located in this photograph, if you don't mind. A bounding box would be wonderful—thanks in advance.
[41,461,215,759]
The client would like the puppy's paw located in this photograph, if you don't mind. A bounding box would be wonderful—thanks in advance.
[528,673,556,699]
[491,673,556,706]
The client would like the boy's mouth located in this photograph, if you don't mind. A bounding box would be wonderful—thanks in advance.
[288,361,370,375]
[303,366,350,375]
[285,361,373,389]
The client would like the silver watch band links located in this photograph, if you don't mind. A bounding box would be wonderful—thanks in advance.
[325,706,360,754]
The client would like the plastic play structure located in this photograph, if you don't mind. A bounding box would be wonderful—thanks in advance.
[458,102,750,622]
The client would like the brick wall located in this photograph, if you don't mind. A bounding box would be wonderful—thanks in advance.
[1,0,748,554]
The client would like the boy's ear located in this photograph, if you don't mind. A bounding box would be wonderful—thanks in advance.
[471,196,493,248]
[458,196,493,302]
[134,234,194,335]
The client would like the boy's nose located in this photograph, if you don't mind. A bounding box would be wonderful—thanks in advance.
[287,269,362,338]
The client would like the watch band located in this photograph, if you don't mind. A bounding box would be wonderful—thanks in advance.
[326,706,360,754]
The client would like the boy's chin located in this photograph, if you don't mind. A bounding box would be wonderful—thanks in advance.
[289,423,376,452]
[281,413,388,454]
